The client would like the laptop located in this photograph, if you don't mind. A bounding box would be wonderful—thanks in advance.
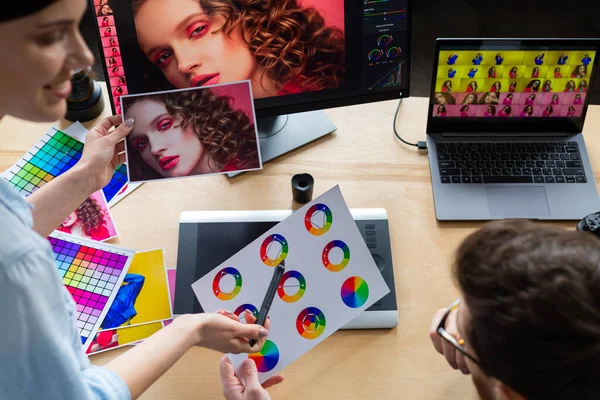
[426,38,600,220]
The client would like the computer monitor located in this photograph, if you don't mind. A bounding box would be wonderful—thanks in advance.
[91,0,411,167]
[427,38,599,134]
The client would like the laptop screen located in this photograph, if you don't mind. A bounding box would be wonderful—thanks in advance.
[427,39,599,134]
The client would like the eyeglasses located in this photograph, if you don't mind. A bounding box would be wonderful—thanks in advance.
[436,299,481,366]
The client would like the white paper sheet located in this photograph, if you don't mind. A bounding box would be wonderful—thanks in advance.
[192,186,390,382]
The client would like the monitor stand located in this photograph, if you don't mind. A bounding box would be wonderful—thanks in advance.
[227,110,336,177]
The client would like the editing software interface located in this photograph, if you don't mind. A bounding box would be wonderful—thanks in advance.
[94,0,411,114]
[363,0,409,92]
[431,47,596,119]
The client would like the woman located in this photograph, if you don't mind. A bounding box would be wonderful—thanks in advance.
[435,104,447,117]
[111,47,120,56]
[131,0,345,99]
[478,92,499,105]
[564,80,576,92]
[112,66,120,77]
[114,86,123,96]
[524,79,541,92]
[554,67,562,78]
[97,4,113,16]
[467,68,478,78]
[542,105,553,117]
[532,67,540,78]
[579,80,588,92]
[104,27,113,37]
[101,16,110,26]
[109,37,117,46]
[567,105,576,117]
[484,105,496,117]
[571,64,587,78]
[434,92,456,105]
[118,76,127,85]
[525,94,536,106]
[498,105,512,117]
[574,93,583,105]
[502,93,513,105]
[490,81,501,93]
[508,81,517,92]
[509,67,518,78]
[0,2,280,400]
[57,196,110,241]
[441,80,452,93]
[462,93,477,105]
[551,94,560,105]
[460,105,470,117]
[108,56,116,66]
[466,81,478,93]
[123,88,261,181]
[542,80,552,92]
[488,66,496,78]
[520,105,534,117]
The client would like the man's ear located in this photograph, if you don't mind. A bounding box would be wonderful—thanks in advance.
[493,380,527,400]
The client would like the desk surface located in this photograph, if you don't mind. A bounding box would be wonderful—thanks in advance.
[2,91,598,399]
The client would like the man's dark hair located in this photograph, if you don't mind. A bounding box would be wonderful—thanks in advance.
[454,220,600,399]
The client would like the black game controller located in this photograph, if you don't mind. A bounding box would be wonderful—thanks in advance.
[577,212,600,238]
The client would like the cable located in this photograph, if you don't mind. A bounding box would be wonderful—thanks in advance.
[393,99,427,150]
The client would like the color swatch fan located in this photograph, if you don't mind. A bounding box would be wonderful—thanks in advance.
[192,186,390,382]
[49,232,134,349]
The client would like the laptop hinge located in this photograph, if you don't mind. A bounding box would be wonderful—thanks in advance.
[441,132,569,138]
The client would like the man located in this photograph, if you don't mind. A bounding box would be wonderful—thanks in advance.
[430,220,600,399]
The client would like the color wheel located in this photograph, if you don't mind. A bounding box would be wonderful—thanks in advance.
[249,339,280,373]
[277,270,306,303]
[234,303,259,319]
[296,307,326,340]
[304,203,333,236]
[341,276,370,308]
[322,240,350,272]
[212,267,242,300]
[260,234,288,267]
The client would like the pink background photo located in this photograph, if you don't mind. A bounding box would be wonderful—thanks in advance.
[563,92,587,105]
[561,105,583,117]
[104,47,121,58]
[101,27,117,38]
[299,0,344,31]
[499,93,522,105]
[106,56,123,67]
[102,37,119,48]
[210,81,256,125]
[97,15,114,27]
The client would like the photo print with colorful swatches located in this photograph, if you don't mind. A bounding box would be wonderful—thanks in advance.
[432,50,595,118]
[49,232,134,349]
[1,128,137,207]
[192,186,390,383]
[120,81,262,183]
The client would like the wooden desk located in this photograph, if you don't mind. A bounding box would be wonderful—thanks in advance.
[2,91,599,399]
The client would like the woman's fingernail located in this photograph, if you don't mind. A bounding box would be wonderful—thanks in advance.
[460,368,469,375]
[259,328,269,337]
[125,118,135,127]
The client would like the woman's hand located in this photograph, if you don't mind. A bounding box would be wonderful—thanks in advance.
[220,356,284,400]
[178,311,271,354]
[76,115,134,192]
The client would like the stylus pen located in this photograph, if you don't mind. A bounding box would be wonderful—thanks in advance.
[249,260,285,347]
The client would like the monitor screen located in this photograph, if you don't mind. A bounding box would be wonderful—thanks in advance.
[427,39,599,134]
[92,0,411,117]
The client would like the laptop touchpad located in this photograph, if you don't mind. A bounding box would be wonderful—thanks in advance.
[486,186,550,218]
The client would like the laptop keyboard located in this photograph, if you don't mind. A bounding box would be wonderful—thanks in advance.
[436,141,586,184]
